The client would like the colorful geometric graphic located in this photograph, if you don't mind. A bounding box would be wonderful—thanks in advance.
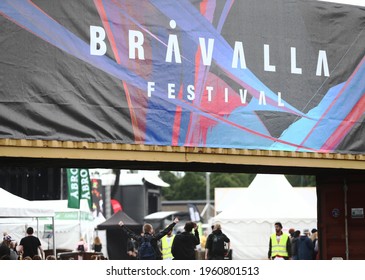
[0,0,364,154]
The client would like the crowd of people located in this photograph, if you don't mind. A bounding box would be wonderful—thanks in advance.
[268,222,319,260]
[1,221,319,261]
[118,217,231,260]
[0,227,46,260]
[0,227,104,260]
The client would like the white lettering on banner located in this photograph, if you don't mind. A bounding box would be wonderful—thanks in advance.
[79,169,91,200]
[291,47,302,74]
[89,25,330,77]
[90,26,107,56]
[129,30,145,60]
[69,169,79,199]
[199,37,215,66]
[239,89,248,104]
[259,91,267,105]
[168,83,176,99]
[187,85,195,101]
[278,92,284,107]
[206,86,213,102]
[166,20,181,63]
[264,44,276,72]
[147,82,155,97]
[316,50,330,77]
[232,41,247,69]
[147,82,286,107]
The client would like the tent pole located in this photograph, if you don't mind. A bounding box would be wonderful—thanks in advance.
[36,217,39,239]
[52,217,56,257]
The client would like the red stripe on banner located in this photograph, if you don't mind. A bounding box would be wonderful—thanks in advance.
[172,85,184,146]
[94,0,121,64]
[122,81,142,142]
[298,56,365,150]
[200,0,208,15]
[320,91,365,151]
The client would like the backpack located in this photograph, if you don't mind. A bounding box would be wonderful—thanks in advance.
[211,234,225,255]
[138,235,156,260]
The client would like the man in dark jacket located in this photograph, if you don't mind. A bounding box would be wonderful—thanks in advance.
[297,229,314,260]
[171,221,200,260]
[205,223,230,260]
[119,217,179,260]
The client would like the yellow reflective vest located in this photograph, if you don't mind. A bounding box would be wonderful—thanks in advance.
[161,235,175,260]
[270,233,289,257]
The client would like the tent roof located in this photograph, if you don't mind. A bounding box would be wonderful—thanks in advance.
[97,210,141,230]
[93,170,169,187]
[0,188,54,218]
[214,174,317,223]
[30,199,93,221]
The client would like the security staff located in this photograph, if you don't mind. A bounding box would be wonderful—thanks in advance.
[268,222,291,260]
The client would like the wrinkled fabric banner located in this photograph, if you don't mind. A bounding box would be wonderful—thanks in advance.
[0,0,364,154]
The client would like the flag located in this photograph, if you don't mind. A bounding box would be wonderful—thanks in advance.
[67,168,92,209]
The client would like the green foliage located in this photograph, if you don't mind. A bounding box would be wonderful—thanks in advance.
[160,172,315,201]
[160,171,255,200]
[285,175,316,187]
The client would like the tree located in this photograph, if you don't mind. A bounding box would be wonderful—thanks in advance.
[160,171,255,200]
[285,175,316,187]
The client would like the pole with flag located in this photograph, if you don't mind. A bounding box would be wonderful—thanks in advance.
[66,168,92,209]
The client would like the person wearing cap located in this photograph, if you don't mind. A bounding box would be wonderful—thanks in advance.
[297,229,314,260]
[18,227,44,259]
[268,222,292,260]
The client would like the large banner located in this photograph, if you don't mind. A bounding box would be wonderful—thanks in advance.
[67,168,92,209]
[0,1,364,154]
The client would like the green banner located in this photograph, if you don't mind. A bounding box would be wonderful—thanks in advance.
[67,168,92,209]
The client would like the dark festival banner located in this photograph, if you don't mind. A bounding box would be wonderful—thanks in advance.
[0,0,364,154]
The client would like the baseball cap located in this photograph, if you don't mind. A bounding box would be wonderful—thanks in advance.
[3,234,13,242]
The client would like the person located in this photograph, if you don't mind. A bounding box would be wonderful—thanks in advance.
[288,228,295,239]
[297,229,314,260]
[200,230,208,249]
[268,222,291,260]
[311,228,319,259]
[19,227,44,259]
[92,236,102,253]
[118,217,179,260]
[171,221,200,260]
[160,228,175,260]
[291,230,301,260]
[126,238,138,260]
[76,237,88,252]
[205,223,230,260]
[0,234,11,260]
[9,241,18,260]
[46,255,56,260]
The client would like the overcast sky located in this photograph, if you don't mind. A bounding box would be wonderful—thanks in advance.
[319,0,364,7]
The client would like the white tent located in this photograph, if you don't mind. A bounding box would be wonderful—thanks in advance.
[0,189,106,255]
[212,174,317,260]
[0,188,54,218]
[27,199,99,251]
[0,188,56,255]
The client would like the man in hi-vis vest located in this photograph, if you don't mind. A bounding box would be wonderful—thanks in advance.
[268,222,292,260]
[161,229,175,260]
